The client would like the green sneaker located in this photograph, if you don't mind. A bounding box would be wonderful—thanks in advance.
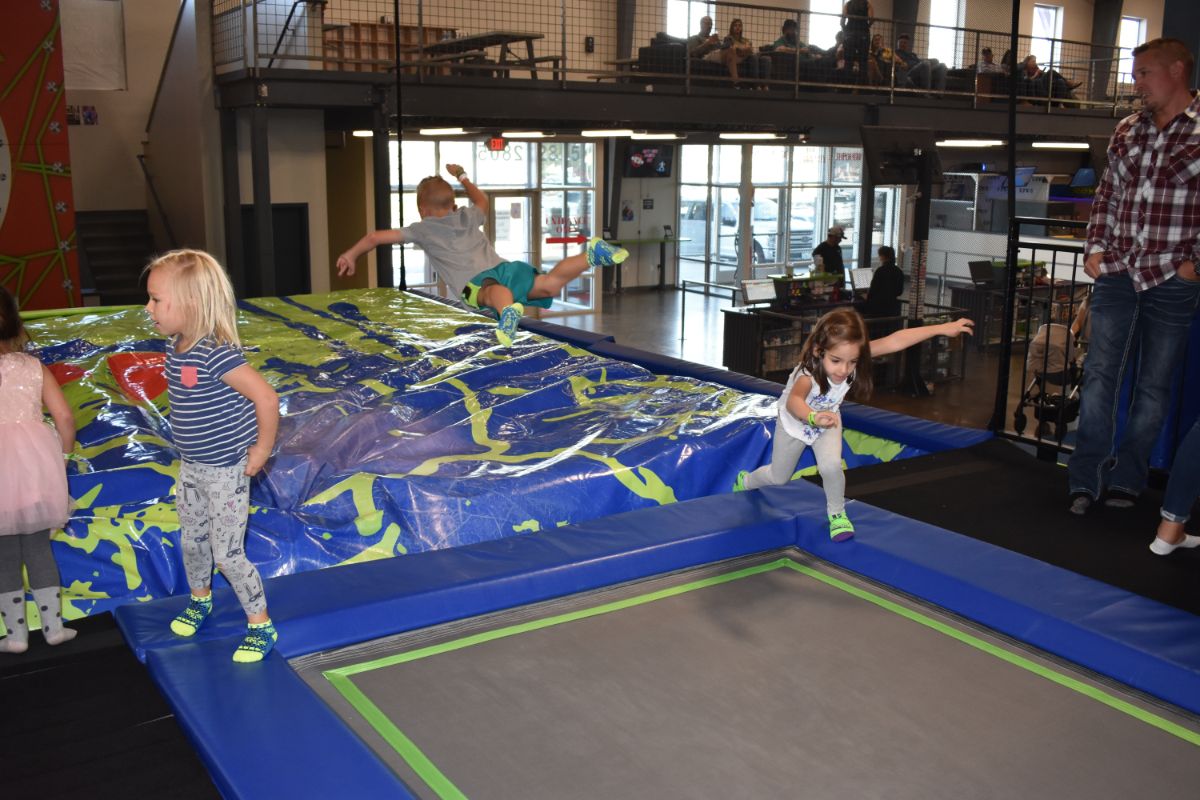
[828,512,855,542]
[232,620,278,663]
[461,282,483,309]
[496,303,524,345]
[586,237,629,268]
[169,594,213,637]
[733,470,749,492]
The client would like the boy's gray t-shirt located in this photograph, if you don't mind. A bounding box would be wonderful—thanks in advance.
[401,205,503,297]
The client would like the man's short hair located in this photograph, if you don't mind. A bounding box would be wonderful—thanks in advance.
[981,47,992,55]
[782,19,798,32]
[898,33,910,42]
[1133,37,1195,80]
[416,176,455,210]
[878,245,895,260]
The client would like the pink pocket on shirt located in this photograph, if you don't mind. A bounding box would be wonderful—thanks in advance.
[180,366,198,387]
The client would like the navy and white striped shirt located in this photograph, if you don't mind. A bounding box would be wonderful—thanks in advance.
[166,337,257,466]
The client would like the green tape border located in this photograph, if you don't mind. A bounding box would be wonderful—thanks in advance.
[323,557,1200,800]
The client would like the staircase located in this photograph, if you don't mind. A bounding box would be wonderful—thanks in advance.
[75,210,158,306]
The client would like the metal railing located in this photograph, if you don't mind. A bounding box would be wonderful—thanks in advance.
[210,0,1137,115]
[990,216,1089,455]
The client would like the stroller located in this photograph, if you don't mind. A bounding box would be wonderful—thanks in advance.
[1013,322,1084,440]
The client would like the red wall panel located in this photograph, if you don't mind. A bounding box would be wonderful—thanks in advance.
[0,0,81,310]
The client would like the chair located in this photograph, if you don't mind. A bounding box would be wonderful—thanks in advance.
[968,260,994,288]
[967,260,1000,349]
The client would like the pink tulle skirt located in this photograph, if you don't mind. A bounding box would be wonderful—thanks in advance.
[0,421,70,535]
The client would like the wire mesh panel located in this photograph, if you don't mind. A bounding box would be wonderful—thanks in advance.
[204,0,1141,117]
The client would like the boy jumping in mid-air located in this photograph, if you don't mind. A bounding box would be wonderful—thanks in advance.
[337,164,627,345]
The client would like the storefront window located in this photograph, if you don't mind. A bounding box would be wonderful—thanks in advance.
[473,142,534,187]
[393,140,596,311]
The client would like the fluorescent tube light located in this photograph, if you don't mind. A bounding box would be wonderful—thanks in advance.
[1031,141,1089,149]
[631,132,685,140]
[719,132,785,140]
[418,127,467,136]
[581,129,635,137]
[936,139,1005,148]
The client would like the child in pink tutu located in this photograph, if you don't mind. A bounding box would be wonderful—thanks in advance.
[0,286,78,653]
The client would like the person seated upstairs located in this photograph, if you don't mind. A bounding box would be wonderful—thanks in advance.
[870,33,907,86]
[894,33,947,90]
[975,47,1004,74]
[686,15,722,58]
[862,245,905,318]
[1019,54,1080,99]
[769,18,822,58]
[710,18,769,88]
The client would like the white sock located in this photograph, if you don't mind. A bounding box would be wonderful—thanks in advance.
[1149,534,1200,556]
[0,589,29,653]
[32,586,76,646]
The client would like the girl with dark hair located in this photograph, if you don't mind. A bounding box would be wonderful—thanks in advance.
[735,308,972,540]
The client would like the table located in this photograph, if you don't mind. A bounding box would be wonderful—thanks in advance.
[607,236,690,292]
[403,31,560,79]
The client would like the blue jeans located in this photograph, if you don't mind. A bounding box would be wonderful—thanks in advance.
[1162,415,1200,522]
[1068,273,1200,498]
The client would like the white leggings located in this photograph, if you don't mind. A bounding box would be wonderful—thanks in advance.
[742,424,845,515]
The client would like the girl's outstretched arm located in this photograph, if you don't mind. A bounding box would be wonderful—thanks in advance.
[870,318,974,357]
[42,365,75,454]
[223,364,279,477]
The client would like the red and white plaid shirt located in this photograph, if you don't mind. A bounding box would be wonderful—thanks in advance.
[1086,92,1200,292]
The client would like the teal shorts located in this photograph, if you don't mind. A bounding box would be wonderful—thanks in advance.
[464,261,554,310]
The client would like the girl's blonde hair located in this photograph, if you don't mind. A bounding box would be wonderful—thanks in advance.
[799,308,874,399]
[143,249,241,347]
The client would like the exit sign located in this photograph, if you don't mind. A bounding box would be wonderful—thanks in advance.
[486,137,506,152]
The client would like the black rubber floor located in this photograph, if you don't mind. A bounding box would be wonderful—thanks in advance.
[845,438,1200,617]
[0,614,219,799]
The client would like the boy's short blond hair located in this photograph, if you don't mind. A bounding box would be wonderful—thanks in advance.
[416,176,455,210]
[143,249,241,347]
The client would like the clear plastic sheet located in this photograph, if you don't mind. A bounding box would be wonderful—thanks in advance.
[23,290,925,616]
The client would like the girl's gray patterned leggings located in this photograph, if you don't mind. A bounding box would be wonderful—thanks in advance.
[177,460,267,616]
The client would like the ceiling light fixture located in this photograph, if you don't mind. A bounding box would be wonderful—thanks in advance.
[936,139,1005,148]
[502,131,555,139]
[631,132,686,140]
[1030,141,1089,150]
[418,127,468,136]
[351,130,373,138]
[719,132,785,140]
[581,129,635,137]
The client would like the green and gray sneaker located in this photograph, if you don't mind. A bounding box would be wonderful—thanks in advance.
[733,470,749,492]
[586,237,629,268]
[169,594,213,637]
[828,512,855,542]
[462,282,483,309]
[232,620,278,664]
[496,303,524,345]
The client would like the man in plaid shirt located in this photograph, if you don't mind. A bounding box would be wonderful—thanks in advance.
[1069,38,1200,515]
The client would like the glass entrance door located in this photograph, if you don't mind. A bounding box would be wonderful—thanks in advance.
[488,192,538,267]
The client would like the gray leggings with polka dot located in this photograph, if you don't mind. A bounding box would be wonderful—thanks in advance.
[177,460,267,616]
[0,530,60,593]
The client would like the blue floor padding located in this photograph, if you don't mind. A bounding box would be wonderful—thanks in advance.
[117,478,1200,799]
